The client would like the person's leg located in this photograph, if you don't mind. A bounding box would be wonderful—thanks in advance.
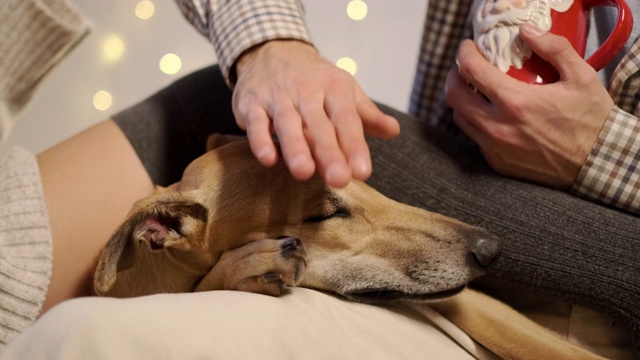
[113,65,241,187]
[38,120,154,313]
[39,65,240,314]
[366,104,640,349]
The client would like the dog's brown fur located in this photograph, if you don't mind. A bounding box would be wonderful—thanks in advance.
[93,134,604,360]
[94,134,498,300]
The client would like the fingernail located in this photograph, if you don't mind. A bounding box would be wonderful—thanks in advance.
[326,163,346,184]
[257,147,274,162]
[289,154,308,171]
[521,23,547,37]
[351,156,370,178]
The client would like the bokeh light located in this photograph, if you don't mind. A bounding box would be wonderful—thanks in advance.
[347,0,368,21]
[336,57,358,76]
[159,53,182,75]
[101,34,125,63]
[135,0,155,20]
[93,90,113,111]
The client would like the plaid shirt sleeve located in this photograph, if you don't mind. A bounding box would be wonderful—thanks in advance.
[571,39,640,214]
[174,0,312,87]
[409,0,473,134]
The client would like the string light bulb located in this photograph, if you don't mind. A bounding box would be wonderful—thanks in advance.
[93,90,113,111]
[159,53,182,75]
[135,1,155,20]
[101,34,125,63]
[347,0,368,21]
[336,57,357,76]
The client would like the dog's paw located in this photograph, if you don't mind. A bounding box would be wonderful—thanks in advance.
[195,236,307,296]
[255,237,307,294]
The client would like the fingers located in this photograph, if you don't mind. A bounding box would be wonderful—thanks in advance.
[270,98,316,181]
[325,85,372,181]
[452,112,488,150]
[237,85,395,188]
[444,66,495,132]
[243,104,278,167]
[355,84,400,140]
[232,40,397,188]
[456,39,520,102]
[298,95,352,187]
[518,23,588,79]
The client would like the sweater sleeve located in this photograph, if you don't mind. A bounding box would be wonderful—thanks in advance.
[0,0,91,142]
[174,0,312,87]
[0,147,53,348]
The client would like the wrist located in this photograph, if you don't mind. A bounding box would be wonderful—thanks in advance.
[232,40,317,82]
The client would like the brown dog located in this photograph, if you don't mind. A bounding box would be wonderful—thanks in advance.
[93,134,501,300]
[92,135,605,360]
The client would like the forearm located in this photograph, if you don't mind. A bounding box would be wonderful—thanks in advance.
[174,0,312,86]
[571,105,640,215]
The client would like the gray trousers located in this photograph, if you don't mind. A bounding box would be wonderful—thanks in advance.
[114,65,640,349]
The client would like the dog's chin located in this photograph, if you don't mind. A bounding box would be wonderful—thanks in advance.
[343,285,466,304]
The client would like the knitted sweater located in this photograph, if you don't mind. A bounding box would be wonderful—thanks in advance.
[0,0,90,347]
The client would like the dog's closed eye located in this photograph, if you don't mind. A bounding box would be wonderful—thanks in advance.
[304,207,351,223]
[303,191,352,223]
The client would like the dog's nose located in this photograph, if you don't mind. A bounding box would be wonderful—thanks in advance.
[469,234,502,267]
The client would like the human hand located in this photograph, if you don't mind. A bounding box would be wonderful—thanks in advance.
[232,40,400,188]
[445,23,614,189]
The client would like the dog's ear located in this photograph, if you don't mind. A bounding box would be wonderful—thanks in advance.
[206,133,246,152]
[93,194,209,296]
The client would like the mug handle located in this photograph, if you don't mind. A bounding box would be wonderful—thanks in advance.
[585,0,633,71]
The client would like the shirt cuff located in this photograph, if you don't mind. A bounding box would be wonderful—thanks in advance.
[571,105,640,214]
[209,0,312,87]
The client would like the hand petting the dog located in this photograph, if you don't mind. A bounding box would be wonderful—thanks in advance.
[232,40,400,189]
[445,23,614,189]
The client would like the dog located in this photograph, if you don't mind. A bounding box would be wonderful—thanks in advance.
[93,134,501,300]
[92,134,604,360]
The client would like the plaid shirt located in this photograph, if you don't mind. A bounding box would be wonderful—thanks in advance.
[174,0,311,85]
[176,0,640,215]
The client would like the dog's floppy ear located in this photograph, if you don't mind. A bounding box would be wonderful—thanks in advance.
[93,193,208,296]
[206,133,246,152]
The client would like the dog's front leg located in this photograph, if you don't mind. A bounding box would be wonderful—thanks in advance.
[194,237,307,296]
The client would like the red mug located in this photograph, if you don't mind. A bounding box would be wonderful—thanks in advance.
[473,0,633,84]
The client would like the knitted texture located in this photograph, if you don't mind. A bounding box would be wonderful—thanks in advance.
[0,0,90,142]
[0,0,91,348]
[0,147,52,348]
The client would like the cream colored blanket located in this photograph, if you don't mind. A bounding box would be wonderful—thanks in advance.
[0,288,635,359]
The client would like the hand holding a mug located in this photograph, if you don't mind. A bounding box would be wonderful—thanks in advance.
[445,23,614,189]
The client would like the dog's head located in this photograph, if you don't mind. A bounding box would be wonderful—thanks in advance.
[94,135,502,303]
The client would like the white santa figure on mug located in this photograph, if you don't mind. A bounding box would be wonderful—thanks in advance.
[473,0,574,73]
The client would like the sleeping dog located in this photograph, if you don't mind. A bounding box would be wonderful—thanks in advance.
[93,134,501,301]
[92,135,604,360]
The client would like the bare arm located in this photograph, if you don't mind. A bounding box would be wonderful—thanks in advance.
[38,120,154,314]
